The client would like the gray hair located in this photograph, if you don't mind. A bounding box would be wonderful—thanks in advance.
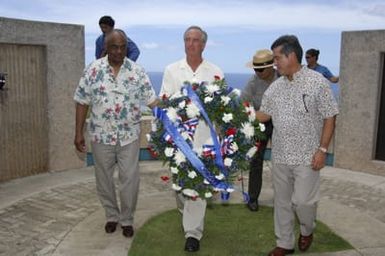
[183,26,207,44]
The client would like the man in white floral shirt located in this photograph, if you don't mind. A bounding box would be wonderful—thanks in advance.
[256,35,339,256]
[74,29,157,238]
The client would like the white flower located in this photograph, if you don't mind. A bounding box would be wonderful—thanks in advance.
[205,192,213,198]
[248,111,256,122]
[164,147,174,157]
[224,158,233,167]
[172,183,182,191]
[182,188,199,197]
[231,89,241,96]
[241,122,255,139]
[244,106,256,122]
[226,188,235,193]
[215,173,225,180]
[178,100,186,109]
[188,171,197,179]
[174,150,186,165]
[231,142,239,152]
[222,113,233,123]
[205,84,220,95]
[246,146,258,159]
[146,134,151,142]
[203,179,210,184]
[186,102,200,118]
[170,167,179,174]
[170,91,183,100]
[221,96,231,106]
[166,107,178,122]
[204,96,213,103]
[151,122,157,132]
[259,123,266,132]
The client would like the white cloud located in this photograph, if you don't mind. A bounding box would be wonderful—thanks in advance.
[206,40,222,47]
[1,0,385,32]
[141,42,159,50]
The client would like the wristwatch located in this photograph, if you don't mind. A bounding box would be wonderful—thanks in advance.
[318,147,327,153]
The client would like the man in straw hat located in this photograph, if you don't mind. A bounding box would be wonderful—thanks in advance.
[241,49,278,212]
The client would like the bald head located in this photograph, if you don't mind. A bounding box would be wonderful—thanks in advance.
[105,29,128,48]
[105,29,128,66]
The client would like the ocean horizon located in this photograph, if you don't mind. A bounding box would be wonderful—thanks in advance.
[148,71,340,103]
[148,71,251,95]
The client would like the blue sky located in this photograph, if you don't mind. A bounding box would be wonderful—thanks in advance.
[1,0,385,74]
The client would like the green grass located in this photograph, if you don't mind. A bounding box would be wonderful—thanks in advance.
[129,204,353,256]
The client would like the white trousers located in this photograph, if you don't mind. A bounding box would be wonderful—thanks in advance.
[176,193,206,240]
[272,163,320,249]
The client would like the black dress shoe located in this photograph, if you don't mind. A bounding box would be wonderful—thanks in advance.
[247,201,259,211]
[104,221,118,233]
[184,237,200,252]
[122,225,134,237]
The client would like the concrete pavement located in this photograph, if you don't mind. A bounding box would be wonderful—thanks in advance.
[0,161,385,255]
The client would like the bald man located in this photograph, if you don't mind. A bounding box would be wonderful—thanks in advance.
[74,30,157,238]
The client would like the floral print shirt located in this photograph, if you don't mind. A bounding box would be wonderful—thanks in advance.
[260,66,339,165]
[74,56,157,146]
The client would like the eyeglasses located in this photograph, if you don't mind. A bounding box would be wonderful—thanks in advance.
[305,55,312,59]
[254,68,265,73]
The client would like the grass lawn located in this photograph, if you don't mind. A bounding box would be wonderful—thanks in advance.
[129,203,353,256]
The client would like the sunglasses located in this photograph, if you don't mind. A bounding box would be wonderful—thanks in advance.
[305,55,312,59]
[254,68,265,72]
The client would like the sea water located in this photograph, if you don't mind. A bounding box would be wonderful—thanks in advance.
[148,71,339,103]
[148,71,251,94]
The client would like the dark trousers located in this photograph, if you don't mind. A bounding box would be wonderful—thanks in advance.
[248,120,273,203]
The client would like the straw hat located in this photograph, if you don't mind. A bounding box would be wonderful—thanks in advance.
[246,49,274,69]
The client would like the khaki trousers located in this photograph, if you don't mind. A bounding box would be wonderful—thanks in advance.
[92,140,140,226]
[176,193,206,240]
[272,163,320,249]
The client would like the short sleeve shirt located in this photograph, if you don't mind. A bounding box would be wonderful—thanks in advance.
[241,71,279,111]
[260,66,339,165]
[74,56,157,146]
[312,64,334,81]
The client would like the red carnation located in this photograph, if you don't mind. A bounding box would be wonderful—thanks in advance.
[243,101,250,107]
[226,127,237,136]
[255,141,262,151]
[161,94,168,101]
[160,175,170,182]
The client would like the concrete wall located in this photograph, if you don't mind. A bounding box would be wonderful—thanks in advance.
[0,17,85,173]
[334,30,385,175]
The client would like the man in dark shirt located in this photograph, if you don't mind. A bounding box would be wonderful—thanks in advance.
[95,15,140,61]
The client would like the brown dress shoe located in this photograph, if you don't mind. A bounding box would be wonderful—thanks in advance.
[298,233,313,252]
[122,225,134,237]
[267,246,295,256]
[104,221,118,233]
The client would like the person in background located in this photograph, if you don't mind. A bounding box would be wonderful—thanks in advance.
[159,25,224,253]
[74,29,157,238]
[256,35,339,256]
[305,48,339,83]
[95,15,140,61]
[241,49,278,212]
